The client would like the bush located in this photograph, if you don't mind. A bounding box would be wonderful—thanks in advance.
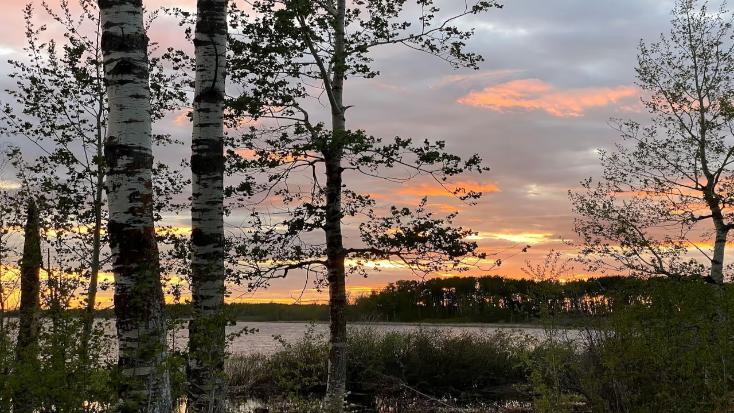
[226,324,533,404]
[348,327,531,401]
[227,323,328,400]
[227,279,734,412]
[0,312,118,412]
[571,278,734,413]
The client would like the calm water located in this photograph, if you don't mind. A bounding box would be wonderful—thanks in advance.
[5,319,576,356]
[173,321,572,354]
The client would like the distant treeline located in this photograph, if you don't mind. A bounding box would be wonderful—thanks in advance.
[349,274,729,323]
[5,275,716,323]
[222,275,724,323]
[351,275,629,323]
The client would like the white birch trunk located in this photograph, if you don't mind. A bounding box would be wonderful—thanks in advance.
[99,0,171,411]
[187,0,228,411]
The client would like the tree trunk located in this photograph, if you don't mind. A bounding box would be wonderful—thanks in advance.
[99,0,171,411]
[323,152,347,412]
[81,104,106,360]
[703,183,728,284]
[13,199,41,413]
[323,1,348,410]
[187,0,228,411]
[711,221,728,284]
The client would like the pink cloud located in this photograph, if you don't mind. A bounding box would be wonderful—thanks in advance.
[457,79,640,117]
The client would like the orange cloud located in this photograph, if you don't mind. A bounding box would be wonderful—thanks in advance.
[156,226,192,236]
[346,285,382,293]
[457,79,639,117]
[173,109,191,126]
[398,181,500,197]
[234,149,257,159]
[228,297,309,304]
[469,232,557,244]
[40,225,191,238]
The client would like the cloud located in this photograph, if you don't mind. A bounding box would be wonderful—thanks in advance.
[397,181,501,198]
[477,232,558,244]
[457,79,639,117]
[438,70,524,89]
[0,181,20,189]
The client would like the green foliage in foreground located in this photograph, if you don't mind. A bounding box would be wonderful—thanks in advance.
[227,277,734,413]
[1,276,733,412]
[573,278,734,412]
[228,325,531,402]
[0,311,118,412]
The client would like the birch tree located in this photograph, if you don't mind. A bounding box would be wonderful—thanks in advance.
[571,0,734,284]
[188,0,228,411]
[99,0,171,410]
[226,1,501,409]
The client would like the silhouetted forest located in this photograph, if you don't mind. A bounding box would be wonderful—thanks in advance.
[349,275,708,323]
[159,275,726,323]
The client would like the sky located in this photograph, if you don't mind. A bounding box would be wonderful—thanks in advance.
[0,0,700,305]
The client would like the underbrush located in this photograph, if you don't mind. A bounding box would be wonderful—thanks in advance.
[226,279,734,413]
[226,325,535,407]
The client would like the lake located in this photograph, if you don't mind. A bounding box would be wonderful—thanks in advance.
[4,319,579,357]
[170,321,574,354]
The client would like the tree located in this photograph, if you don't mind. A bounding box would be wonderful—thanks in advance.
[99,0,172,410]
[0,149,18,413]
[226,1,501,409]
[13,199,41,413]
[0,0,188,364]
[188,0,228,411]
[570,0,734,284]
[0,1,110,355]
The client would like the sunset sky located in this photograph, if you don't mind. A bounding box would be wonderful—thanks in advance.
[0,0,697,305]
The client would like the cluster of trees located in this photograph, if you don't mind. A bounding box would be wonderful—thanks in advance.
[0,0,503,412]
[352,275,661,323]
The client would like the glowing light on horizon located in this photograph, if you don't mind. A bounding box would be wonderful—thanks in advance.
[0,181,20,189]
[468,232,557,244]
[396,181,500,197]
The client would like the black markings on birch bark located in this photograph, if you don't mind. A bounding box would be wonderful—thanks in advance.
[187,0,228,411]
[99,0,171,411]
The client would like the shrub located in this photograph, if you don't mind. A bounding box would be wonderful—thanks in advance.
[226,324,533,404]
[571,278,734,412]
